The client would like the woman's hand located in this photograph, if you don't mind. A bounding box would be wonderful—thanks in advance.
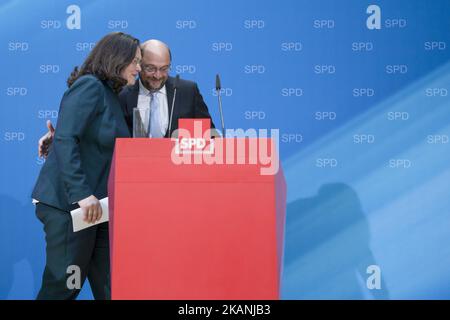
[78,195,102,224]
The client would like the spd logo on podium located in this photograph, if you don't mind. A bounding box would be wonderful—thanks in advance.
[174,118,214,154]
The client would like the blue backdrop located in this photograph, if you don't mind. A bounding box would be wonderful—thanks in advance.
[1,0,450,299]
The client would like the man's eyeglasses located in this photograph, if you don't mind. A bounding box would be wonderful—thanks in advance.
[142,64,171,74]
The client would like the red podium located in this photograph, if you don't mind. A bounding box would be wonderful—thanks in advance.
[108,137,286,299]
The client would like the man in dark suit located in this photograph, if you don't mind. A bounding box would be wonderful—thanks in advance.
[38,39,216,156]
[120,39,215,137]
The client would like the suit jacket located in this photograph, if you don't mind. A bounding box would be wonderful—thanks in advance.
[32,75,130,212]
[118,76,215,137]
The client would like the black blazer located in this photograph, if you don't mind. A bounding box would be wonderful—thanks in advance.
[118,76,215,137]
[32,75,130,212]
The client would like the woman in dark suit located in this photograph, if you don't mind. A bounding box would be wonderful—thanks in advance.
[32,32,141,300]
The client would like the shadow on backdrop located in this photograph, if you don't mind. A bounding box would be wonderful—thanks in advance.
[282,183,389,299]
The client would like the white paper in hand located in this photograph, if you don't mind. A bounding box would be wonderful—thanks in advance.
[70,197,109,232]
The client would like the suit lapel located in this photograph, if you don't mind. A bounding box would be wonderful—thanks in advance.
[165,77,175,138]
[127,81,139,116]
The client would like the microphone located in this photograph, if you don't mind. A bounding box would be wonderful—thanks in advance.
[168,74,180,138]
[215,74,225,137]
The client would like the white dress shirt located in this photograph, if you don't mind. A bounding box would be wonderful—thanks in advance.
[137,79,169,137]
